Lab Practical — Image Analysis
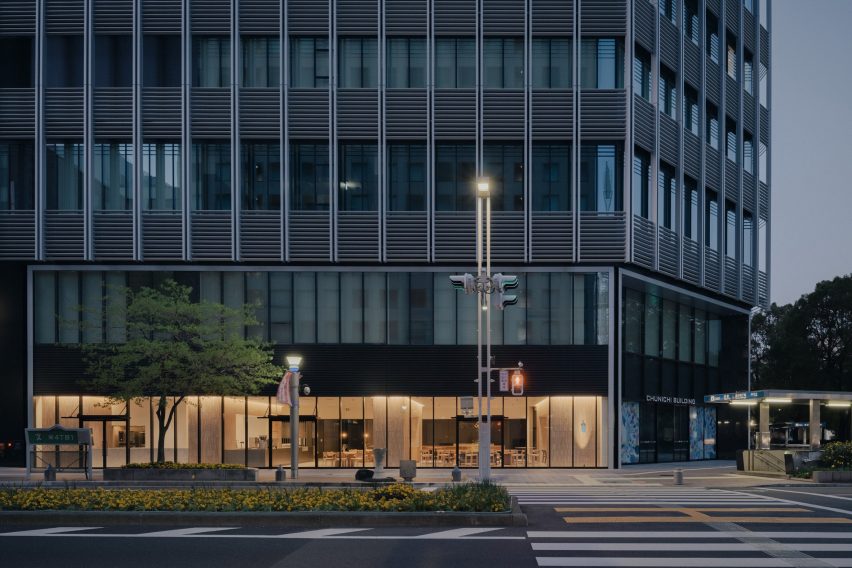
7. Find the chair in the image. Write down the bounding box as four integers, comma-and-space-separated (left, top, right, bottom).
322, 451, 339, 467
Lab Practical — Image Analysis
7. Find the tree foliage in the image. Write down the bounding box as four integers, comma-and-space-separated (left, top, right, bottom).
752, 275, 852, 391
83, 279, 282, 462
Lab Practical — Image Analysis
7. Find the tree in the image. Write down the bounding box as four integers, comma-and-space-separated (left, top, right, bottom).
83, 279, 282, 463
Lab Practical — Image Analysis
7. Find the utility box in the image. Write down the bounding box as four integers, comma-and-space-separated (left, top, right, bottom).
399, 460, 416, 482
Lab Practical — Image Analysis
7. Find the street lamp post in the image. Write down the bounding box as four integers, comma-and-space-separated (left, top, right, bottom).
286, 355, 302, 480
476, 178, 492, 481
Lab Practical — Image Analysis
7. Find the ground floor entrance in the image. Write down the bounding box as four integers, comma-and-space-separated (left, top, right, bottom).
621, 402, 717, 464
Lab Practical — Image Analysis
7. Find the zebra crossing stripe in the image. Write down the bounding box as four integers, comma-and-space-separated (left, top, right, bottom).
527, 531, 852, 538
535, 558, 852, 567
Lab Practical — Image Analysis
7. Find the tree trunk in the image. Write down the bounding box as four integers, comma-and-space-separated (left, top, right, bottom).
156, 395, 168, 463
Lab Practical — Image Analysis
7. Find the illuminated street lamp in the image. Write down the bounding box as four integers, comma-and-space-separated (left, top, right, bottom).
286, 355, 302, 479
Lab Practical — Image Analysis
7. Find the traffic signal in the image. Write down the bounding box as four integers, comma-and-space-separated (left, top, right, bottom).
449, 273, 477, 294
492, 273, 519, 310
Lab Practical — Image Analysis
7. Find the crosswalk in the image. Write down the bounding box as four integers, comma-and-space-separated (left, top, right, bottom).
507, 486, 781, 506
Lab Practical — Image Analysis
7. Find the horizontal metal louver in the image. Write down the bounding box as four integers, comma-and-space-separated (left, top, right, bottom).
743, 92, 755, 129
191, 211, 232, 259
682, 238, 700, 284
758, 270, 768, 308
483, 91, 524, 139
0, 90, 35, 137
530, 0, 572, 35
489, 212, 524, 261
579, 0, 626, 34
759, 106, 769, 145
287, 0, 328, 33
337, 212, 379, 261
632, 0, 655, 52
433, 90, 475, 139
683, 132, 700, 179
742, 172, 755, 212
531, 90, 572, 140
704, 247, 720, 291
632, 215, 654, 268
94, 0, 132, 33
434, 0, 475, 34
578, 211, 625, 262
93, 212, 133, 259
742, 264, 755, 303
142, 211, 183, 259
759, 182, 768, 214
659, 19, 680, 69
191, 0, 230, 33
0, 1, 36, 34
705, 147, 720, 190
725, 0, 739, 29
142, 0, 182, 32
142, 88, 182, 137
0, 211, 36, 259
632, 95, 654, 153
45, 0, 83, 33
483, 0, 524, 34
683, 42, 701, 88
337, 0, 377, 34
434, 212, 475, 262
44, 211, 84, 259
706, 0, 721, 17
743, 10, 755, 51
657, 225, 678, 277
289, 211, 330, 261
288, 90, 329, 138
337, 90, 378, 138
659, 114, 679, 165
580, 90, 625, 139
191, 89, 231, 137
385, 211, 428, 262
385, 90, 427, 139
385, 0, 426, 34
705, 59, 720, 105
239, 89, 280, 138
240, 210, 281, 260
723, 255, 737, 297
45, 88, 83, 136
759, 27, 769, 66
725, 76, 739, 117
94, 88, 133, 136
530, 213, 572, 262
724, 159, 737, 194
239, 0, 279, 33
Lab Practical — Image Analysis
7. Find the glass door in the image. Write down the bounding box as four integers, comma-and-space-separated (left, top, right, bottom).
269, 416, 317, 468
656, 405, 675, 462
82, 417, 128, 468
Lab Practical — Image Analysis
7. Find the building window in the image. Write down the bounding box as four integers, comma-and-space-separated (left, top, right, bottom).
743, 210, 754, 267
625, 289, 642, 354
678, 305, 692, 363
532, 37, 571, 88
339, 143, 378, 211
662, 300, 676, 359
339, 37, 378, 88
644, 293, 660, 357
743, 132, 754, 174
580, 38, 623, 89
142, 142, 181, 210
241, 142, 280, 210
45, 35, 84, 88
744, 50, 754, 95
483, 143, 524, 211
435, 38, 475, 88
435, 143, 475, 211
46, 142, 84, 210
706, 101, 719, 149
683, 0, 699, 46
290, 143, 329, 210
726, 118, 737, 162
580, 143, 622, 212
684, 176, 699, 242
290, 37, 329, 88
706, 189, 719, 251
484, 37, 524, 89
633, 45, 651, 101
745, 0, 754, 13
660, 0, 676, 24
388, 143, 426, 211
725, 200, 737, 259
242, 36, 280, 88
191, 142, 231, 210
0, 37, 34, 88
706, 11, 720, 64
531, 143, 571, 211
683, 85, 699, 135
143, 35, 181, 87
658, 65, 677, 120
193, 36, 231, 87
94, 35, 132, 88
0, 142, 35, 210
726, 33, 737, 80
387, 37, 426, 88
632, 147, 650, 219
93, 142, 133, 210
657, 161, 676, 230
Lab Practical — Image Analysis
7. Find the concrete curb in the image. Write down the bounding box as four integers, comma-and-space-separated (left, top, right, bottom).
0, 497, 526, 527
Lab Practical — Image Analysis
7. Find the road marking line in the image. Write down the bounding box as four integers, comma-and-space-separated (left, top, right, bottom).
533, 542, 852, 552
411, 528, 506, 539
137, 528, 239, 537
275, 528, 372, 539
553, 507, 807, 513
0, 527, 101, 537
535, 558, 852, 567
759, 488, 852, 503
527, 530, 852, 539
727, 489, 852, 516
562, 515, 852, 524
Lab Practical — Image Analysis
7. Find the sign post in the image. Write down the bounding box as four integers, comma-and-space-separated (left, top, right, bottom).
25, 425, 93, 480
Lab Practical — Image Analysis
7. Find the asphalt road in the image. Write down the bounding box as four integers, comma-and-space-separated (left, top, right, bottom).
2, 485, 852, 568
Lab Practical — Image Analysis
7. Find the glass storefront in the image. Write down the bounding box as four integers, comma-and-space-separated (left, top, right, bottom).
34, 395, 608, 468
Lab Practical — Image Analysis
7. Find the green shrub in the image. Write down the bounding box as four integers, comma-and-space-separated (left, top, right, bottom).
122, 462, 246, 470
821, 441, 852, 470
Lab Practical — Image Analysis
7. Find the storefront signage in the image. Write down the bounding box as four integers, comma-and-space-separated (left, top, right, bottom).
645, 395, 696, 405
499, 370, 509, 392
704, 390, 765, 403
26, 426, 91, 445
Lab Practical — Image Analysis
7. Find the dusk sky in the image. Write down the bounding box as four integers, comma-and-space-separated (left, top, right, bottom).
771, 1, 852, 305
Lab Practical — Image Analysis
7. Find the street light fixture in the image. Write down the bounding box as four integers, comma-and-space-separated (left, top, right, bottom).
477, 178, 490, 195
286, 354, 302, 480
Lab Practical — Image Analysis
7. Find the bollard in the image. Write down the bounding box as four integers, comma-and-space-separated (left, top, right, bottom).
451, 465, 462, 483
275, 465, 287, 481
673, 468, 683, 485
44, 464, 56, 481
